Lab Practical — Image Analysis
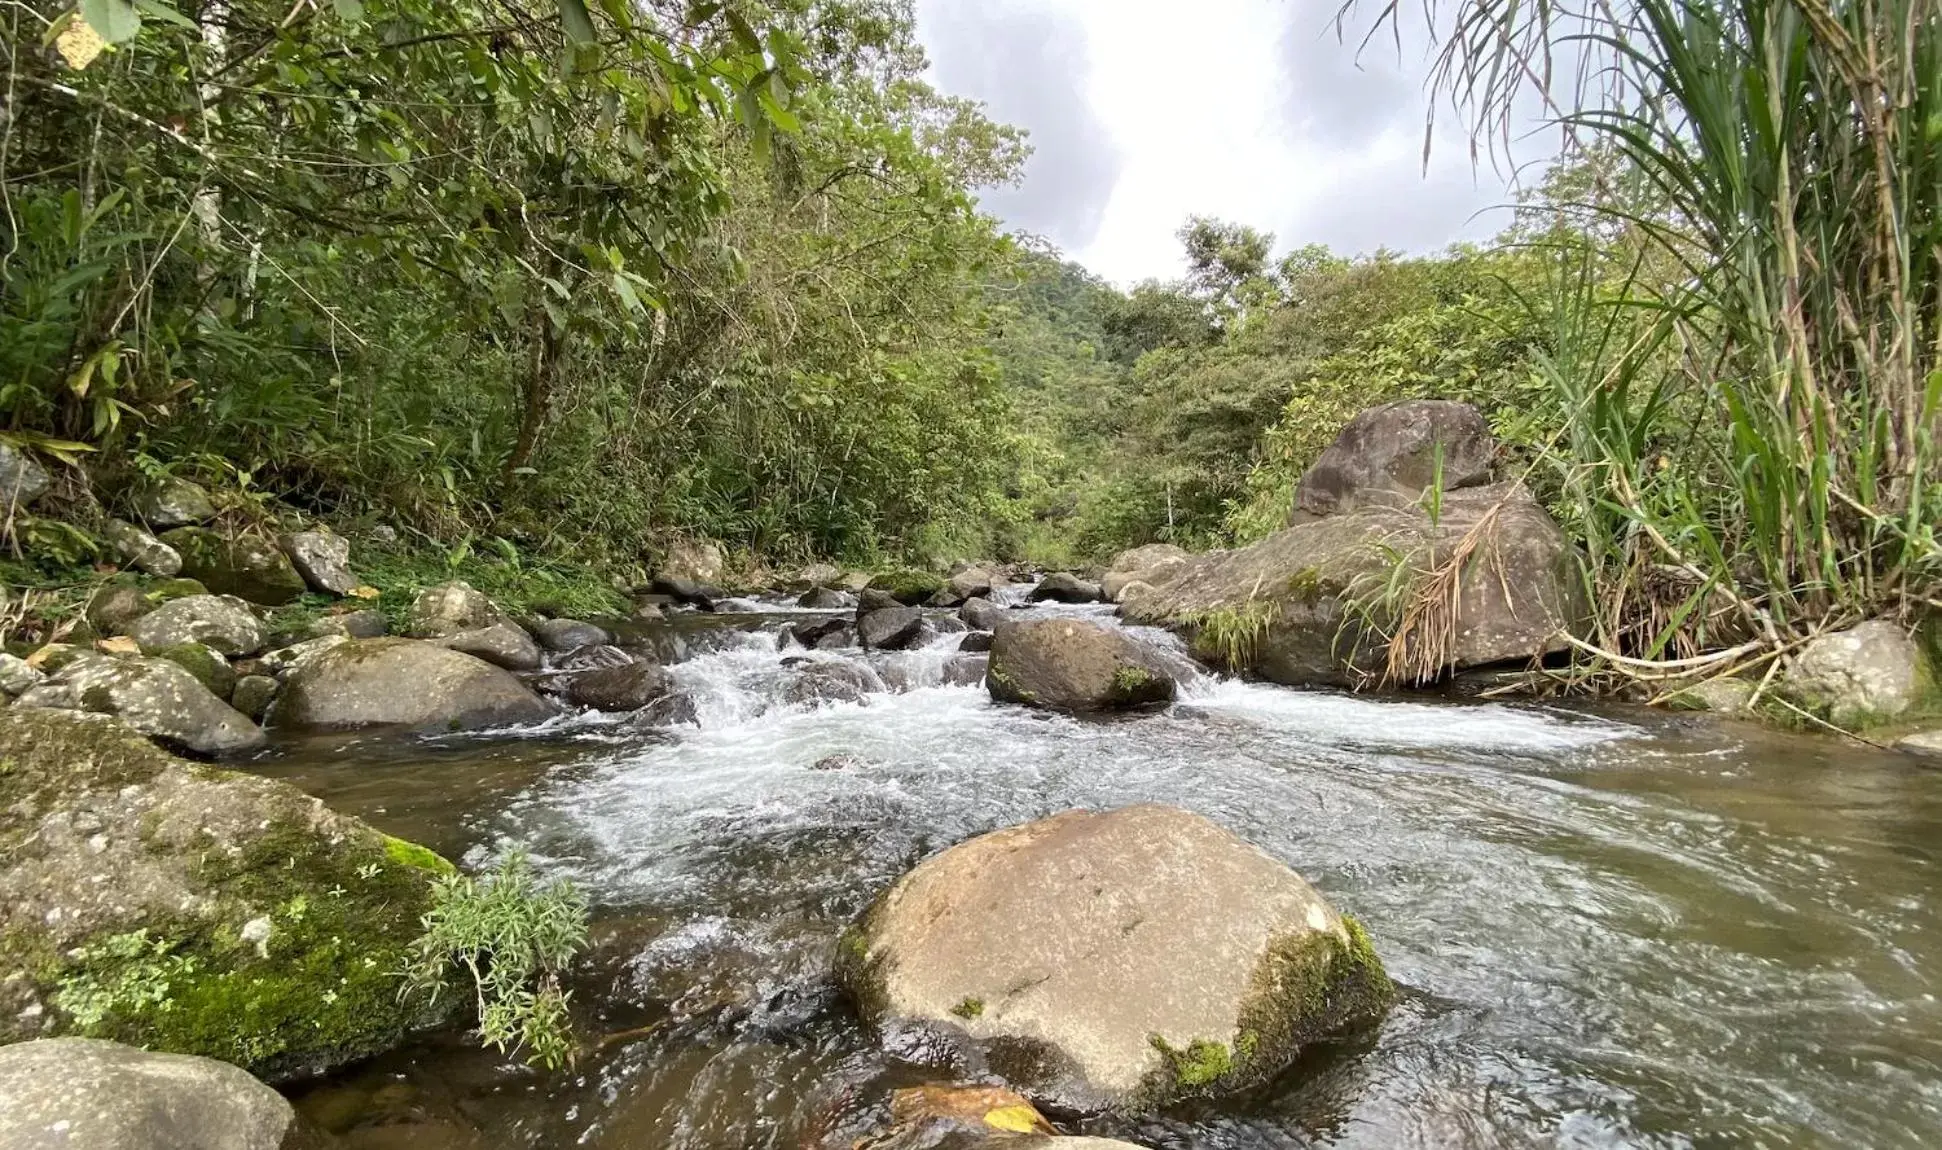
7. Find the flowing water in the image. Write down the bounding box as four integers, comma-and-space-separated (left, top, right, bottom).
256, 597, 1942, 1150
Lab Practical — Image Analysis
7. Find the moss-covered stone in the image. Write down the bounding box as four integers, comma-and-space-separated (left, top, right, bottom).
154, 643, 237, 701
0, 708, 453, 1081
159, 528, 306, 606
868, 569, 948, 606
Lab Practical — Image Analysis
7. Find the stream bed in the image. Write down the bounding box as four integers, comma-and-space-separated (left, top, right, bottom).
254, 600, 1942, 1149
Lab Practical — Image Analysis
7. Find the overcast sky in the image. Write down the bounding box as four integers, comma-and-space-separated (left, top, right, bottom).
915, 0, 1550, 286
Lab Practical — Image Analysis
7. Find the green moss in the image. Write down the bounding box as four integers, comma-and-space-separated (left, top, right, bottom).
1149, 1036, 1235, 1088
154, 643, 236, 700
950, 996, 985, 1019
1285, 566, 1324, 606
383, 834, 457, 877
868, 569, 947, 605
145, 578, 209, 604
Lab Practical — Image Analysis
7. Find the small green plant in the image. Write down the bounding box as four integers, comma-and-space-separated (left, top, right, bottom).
950, 996, 985, 1019
1185, 600, 1282, 669
1148, 1035, 1236, 1088
55, 929, 200, 1031
404, 851, 589, 1070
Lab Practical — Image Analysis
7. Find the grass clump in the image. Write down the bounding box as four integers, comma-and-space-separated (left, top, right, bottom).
950, 996, 986, 1019
404, 851, 589, 1071
1185, 600, 1282, 670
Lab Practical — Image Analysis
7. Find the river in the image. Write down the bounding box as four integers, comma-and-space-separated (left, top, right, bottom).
253, 594, 1942, 1149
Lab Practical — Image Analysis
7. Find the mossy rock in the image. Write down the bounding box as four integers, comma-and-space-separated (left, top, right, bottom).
867, 569, 948, 606
153, 643, 238, 702
0, 708, 452, 1081
159, 529, 306, 607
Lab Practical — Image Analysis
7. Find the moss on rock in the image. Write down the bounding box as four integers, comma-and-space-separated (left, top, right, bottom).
868, 569, 947, 606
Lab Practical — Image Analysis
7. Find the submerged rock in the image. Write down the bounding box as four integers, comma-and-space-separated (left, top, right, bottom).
128, 594, 264, 657
958, 631, 993, 654
1782, 620, 1936, 729
0, 1038, 297, 1150
987, 619, 1176, 713
280, 529, 359, 596
837, 805, 1391, 1112
784, 660, 883, 708
1291, 398, 1496, 520
22, 653, 263, 757
1029, 572, 1106, 604
0, 709, 451, 1080
102, 518, 183, 577
271, 638, 556, 732
161, 528, 307, 606
943, 654, 987, 687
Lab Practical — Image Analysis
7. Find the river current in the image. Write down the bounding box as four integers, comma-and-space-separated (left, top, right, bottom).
255, 595, 1942, 1149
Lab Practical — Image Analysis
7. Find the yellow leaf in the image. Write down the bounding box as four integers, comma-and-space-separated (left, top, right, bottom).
57, 19, 107, 70
981, 1105, 1050, 1134
96, 636, 141, 656
348, 585, 382, 600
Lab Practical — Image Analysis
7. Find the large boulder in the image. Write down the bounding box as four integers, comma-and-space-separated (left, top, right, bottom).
959, 597, 1007, 631
131, 477, 216, 528
660, 538, 726, 585
1292, 399, 1496, 520
0, 1038, 297, 1150
0, 710, 451, 1080
127, 594, 264, 657
564, 662, 673, 712
102, 519, 182, 577
407, 581, 501, 638
533, 617, 610, 653
858, 605, 927, 651
0, 443, 51, 508
1782, 620, 1937, 728
837, 805, 1392, 1112
160, 529, 307, 606
270, 638, 556, 732
1102, 545, 1190, 604
1124, 483, 1582, 687
22, 653, 263, 757
987, 619, 1176, 713
279, 530, 359, 596
433, 620, 541, 672
797, 586, 854, 610
1029, 572, 1106, 604
869, 569, 948, 606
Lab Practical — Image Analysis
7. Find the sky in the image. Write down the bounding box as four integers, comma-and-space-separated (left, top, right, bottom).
914, 0, 1552, 286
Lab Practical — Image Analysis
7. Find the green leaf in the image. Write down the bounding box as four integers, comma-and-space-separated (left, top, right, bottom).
330, 0, 365, 23
131, 0, 198, 31
724, 9, 763, 55
559, 0, 597, 45
79, 0, 142, 43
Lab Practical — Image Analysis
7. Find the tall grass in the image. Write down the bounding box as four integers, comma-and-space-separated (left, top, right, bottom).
1356, 0, 1942, 663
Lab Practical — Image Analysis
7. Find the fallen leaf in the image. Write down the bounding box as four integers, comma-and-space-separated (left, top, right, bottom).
348, 585, 382, 600
96, 636, 142, 655
982, 1105, 1052, 1134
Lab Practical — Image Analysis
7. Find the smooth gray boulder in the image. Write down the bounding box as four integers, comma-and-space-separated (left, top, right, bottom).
1029, 572, 1106, 604
987, 619, 1176, 713
0, 444, 50, 508
101, 519, 182, 577
0, 1039, 296, 1150
533, 617, 610, 653
434, 619, 542, 672
1782, 620, 1936, 728
837, 805, 1391, 1112
128, 595, 264, 657
22, 654, 263, 756
271, 638, 555, 732
958, 597, 1007, 631
407, 581, 501, 638
1292, 398, 1496, 520
280, 530, 359, 595
0, 710, 450, 1080
131, 476, 216, 528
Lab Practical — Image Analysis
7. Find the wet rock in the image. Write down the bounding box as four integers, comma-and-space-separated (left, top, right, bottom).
711, 597, 765, 614
553, 643, 636, 672
0, 1038, 297, 1150
152, 642, 238, 701
257, 634, 348, 679
933, 615, 970, 634
797, 586, 854, 610
858, 588, 903, 614
958, 631, 993, 654
1124, 482, 1583, 688
533, 617, 610, 653
837, 805, 1392, 1112
630, 691, 699, 728
1029, 572, 1106, 604
128, 594, 264, 657
943, 655, 987, 687
0, 654, 43, 697
660, 538, 726, 584
132, 476, 217, 528
1782, 620, 1936, 729
271, 638, 556, 732
1102, 544, 1189, 603
959, 597, 1007, 631
1292, 398, 1496, 520
231, 674, 279, 723
308, 608, 388, 641
102, 518, 182, 577
1672, 677, 1757, 715
0, 443, 51, 508
787, 617, 851, 648
565, 662, 673, 712
280, 529, 359, 596
631, 598, 666, 621
434, 620, 541, 672
855, 1083, 1084, 1148
870, 569, 948, 606
86, 584, 158, 637
987, 619, 1176, 713
858, 606, 926, 651
783, 660, 883, 707
0, 710, 451, 1079
161, 528, 307, 606
407, 581, 501, 638
24, 653, 263, 756
812, 753, 868, 771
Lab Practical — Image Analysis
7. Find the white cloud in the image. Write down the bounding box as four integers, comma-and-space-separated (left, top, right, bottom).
915, 0, 1551, 285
